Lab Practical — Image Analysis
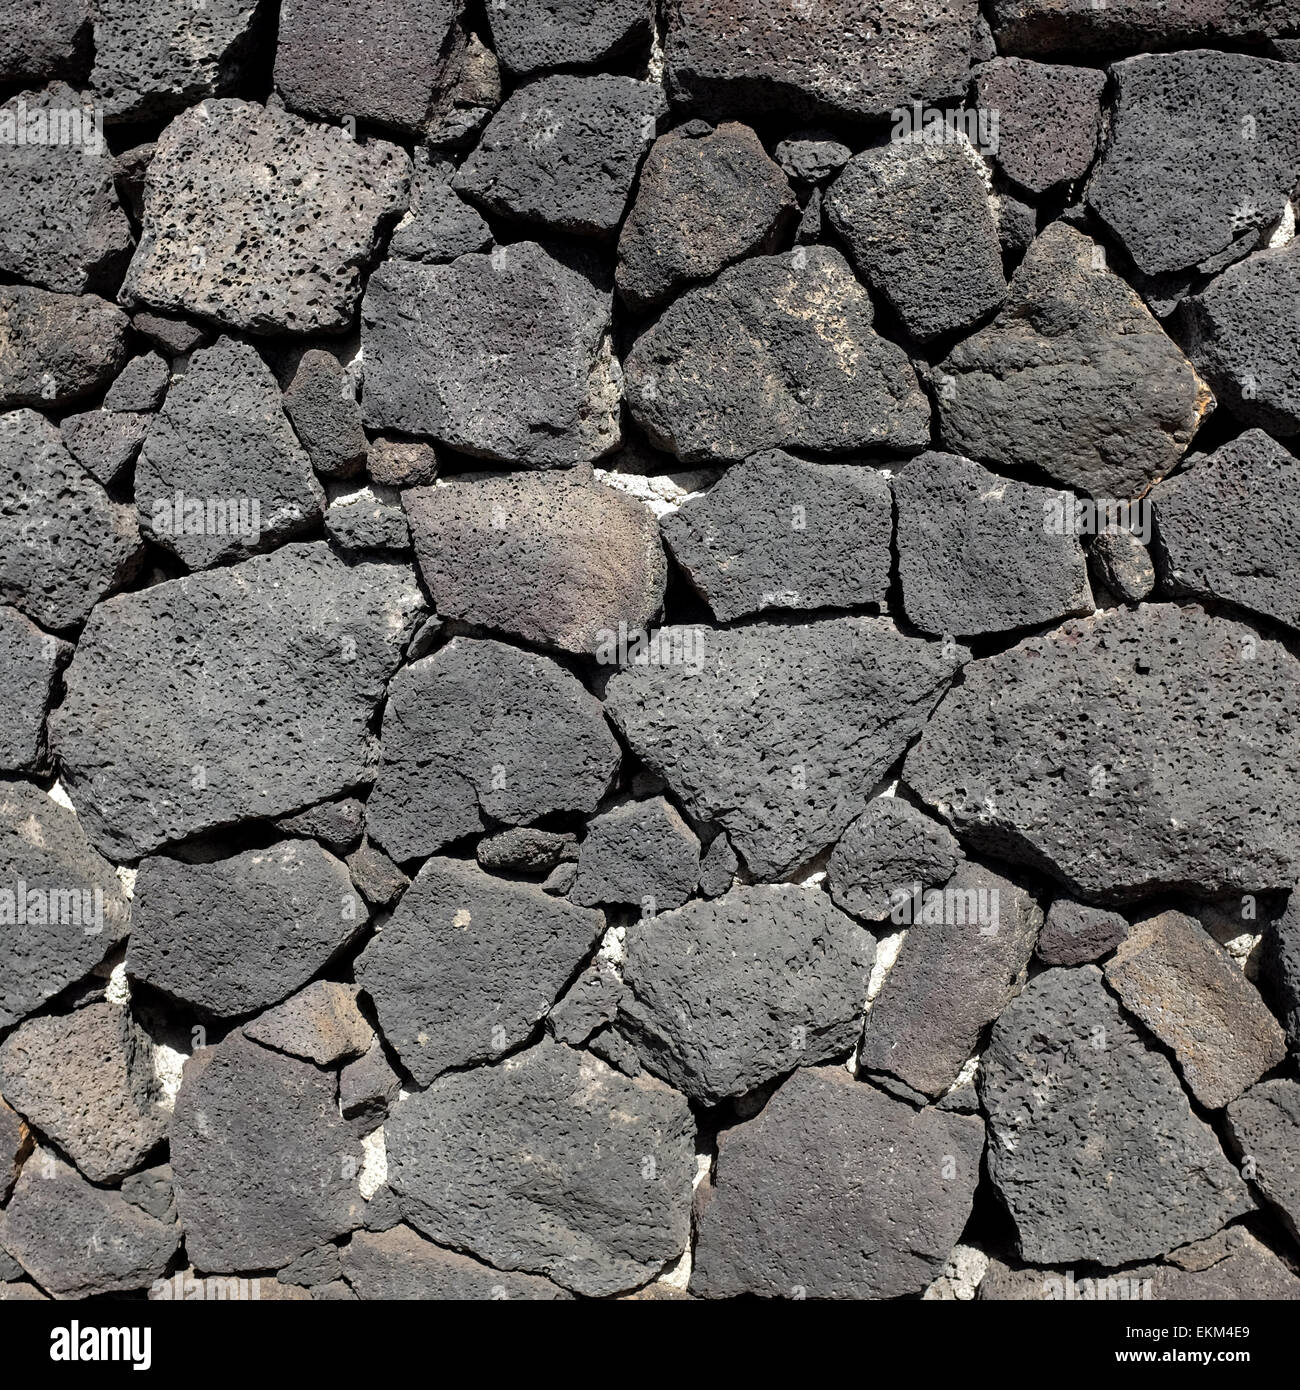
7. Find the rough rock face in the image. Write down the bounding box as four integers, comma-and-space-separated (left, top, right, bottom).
693, 1069, 984, 1299
281, 349, 368, 479
1037, 899, 1129, 966
626, 249, 930, 462
0, 0, 88, 83
385, 1041, 695, 1297
0, 1099, 30, 1202
389, 152, 492, 264
361, 244, 621, 465
0, 606, 69, 774
827, 797, 962, 922
907, 604, 1300, 903
1089, 528, 1156, 604
122, 100, 410, 334
825, 142, 1005, 343
936, 223, 1212, 498
367, 637, 619, 862
487, 0, 651, 75
980, 966, 1252, 1265
60, 410, 150, 488
974, 59, 1106, 193
342, 1226, 570, 1300
243, 982, 374, 1066
1226, 1080, 1300, 1242
53, 544, 424, 860
572, 798, 700, 911
356, 857, 604, 1085
990, 0, 1298, 57
661, 451, 893, 621
616, 121, 796, 313
1261, 897, 1300, 1053
0, 286, 129, 411
607, 618, 965, 879
476, 827, 575, 877
405, 469, 665, 654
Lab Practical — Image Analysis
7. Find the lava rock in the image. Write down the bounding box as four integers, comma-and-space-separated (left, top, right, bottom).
0, 0, 88, 82
487, 0, 652, 76
282, 348, 368, 479
990, 0, 1296, 57
389, 151, 492, 263
53, 544, 423, 859
326, 487, 409, 556
279, 1243, 341, 1289
339, 1040, 400, 1123
367, 437, 439, 489
59, 410, 149, 487
342, 1225, 570, 1300
103, 353, 168, 413
361, 243, 621, 465
573, 798, 700, 911
616, 121, 795, 313
1260, 896, 1300, 1052
346, 839, 410, 910
367, 636, 619, 863
272, 797, 364, 855
661, 451, 892, 621
1037, 898, 1129, 965
122, 99, 409, 335
387, 1040, 694, 1296
697, 832, 737, 899
120, 1165, 176, 1225
131, 309, 211, 357
547, 963, 625, 1046
774, 131, 851, 185
825, 142, 1005, 343
1089, 528, 1156, 603
476, 828, 576, 877
693, 1068, 984, 1299
0, 285, 129, 411
906, 603, 1300, 902
980, 965, 1252, 1265
625, 248, 930, 463
0, 606, 68, 774
827, 798, 963, 923
1225, 1080, 1300, 1242
935, 222, 1212, 498
0, 1099, 27, 1201
245, 982, 375, 1066
974, 59, 1106, 193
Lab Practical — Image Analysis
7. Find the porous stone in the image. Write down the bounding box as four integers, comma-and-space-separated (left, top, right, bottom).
386, 1040, 694, 1297
342, 1225, 570, 1300
59, 410, 149, 488
131, 309, 211, 357
0, 1100, 31, 1202
1106, 910, 1287, 1110
112, 140, 153, 228
389, 152, 492, 264
625, 248, 931, 463
895, 450, 1093, 636
171, 1032, 364, 1272
326, 487, 409, 556
616, 121, 795, 313
245, 982, 375, 1066
404, 468, 665, 654
346, 840, 410, 909
0, 0, 88, 82
0, 285, 129, 411
935, 222, 1212, 498
53, 543, 424, 859
120, 1165, 176, 1225
279, 1243, 341, 1289
774, 131, 851, 185
103, 353, 168, 413
547, 963, 624, 1045
122, 99, 410, 335
693, 1068, 984, 1299
980, 966, 1252, 1265
1037, 899, 1129, 965
573, 798, 700, 912
339, 1040, 400, 1123
1260, 896, 1300, 1052
282, 348, 368, 479
367, 636, 620, 863
975, 59, 1106, 193
827, 797, 962, 923
367, 437, 439, 489
606, 618, 965, 880
476, 828, 576, 877
487, 0, 652, 76
273, 797, 364, 855
1226, 1080, 1300, 1242
129, 842, 365, 1018
0, 607, 68, 774
661, 451, 892, 621
361, 244, 621, 465
990, 0, 1298, 57
825, 142, 1005, 343
697, 833, 737, 899
906, 603, 1300, 902
1089, 528, 1155, 603
994, 190, 1038, 258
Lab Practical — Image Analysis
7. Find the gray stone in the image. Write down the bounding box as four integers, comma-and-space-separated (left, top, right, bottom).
546, 963, 624, 1046
1037, 898, 1129, 965
826, 142, 1005, 343
367, 437, 439, 489
103, 353, 168, 413
975, 59, 1106, 193
53, 544, 424, 859
625, 248, 930, 463
1090, 528, 1155, 603
662, 451, 892, 621
122, 99, 409, 335
120, 1165, 176, 1225
282, 348, 368, 479
171, 1032, 364, 1272
361, 243, 621, 466
619, 885, 871, 1104
279, 1242, 341, 1289
60, 409, 149, 487
339, 1040, 400, 1123
346, 839, 410, 909
542, 862, 578, 897
994, 190, 1038, 258
386, 1039, 694, 1297
367, 636, 619, 863
936, 222, 1213, 498
0, 0, 88, 82
827, 797, 962, 923
774, 131, 851, 185
573, 798, 700, 911
112, 140, 153, 228
606, 618, 965, 880
794, 188, 822, 244
129, 841, 365, 1018
693, 1068, 984, 1299
0, 1003, 165, 1184
389, 152, 492, 264
990, 0, 1299, 57
131, 309, 211, 358
1106, 910, 1287, 1110
245, 981, 374, 1066
979, 965, 1253, 1265
1226, 1080, 1300, 1242
1261, 895, 1300, 1053
697, 832, 736, 899
0, 606, 68, 774
454, 75, 665, 238
343, 1225, 570, 1300
356, 857, 603, 1085
616, 121, 795, 313
487, 0, 652, 76
326, 487, 409, 556
0, 285, 129, 411
405, 468, 665, 654
906, 603, 1300, 902
0, 1099, 31, 1202
477, 828, 576, 877
273, 797, 364, 855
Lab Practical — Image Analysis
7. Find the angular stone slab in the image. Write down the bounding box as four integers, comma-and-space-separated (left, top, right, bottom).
1037, 898, 1129, 966
0, 286, 129, 412
60, 410, 149, 488
1226, 1080, 1300, 1243
0, 0, 88, 83
827, 797, 962, 923
487, 0, 651, 76
572, 797, 700, 912
244, 981, 374, 1066
0, 606, 68, 774
343, 1225, 571, 1300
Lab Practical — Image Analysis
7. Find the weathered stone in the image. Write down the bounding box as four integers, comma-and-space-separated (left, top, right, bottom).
774, 131, 851, 185
606, 618, 965, 880
112, 140, 153, 228
542, 862, 578, 897
826, 142, 1005, 343
1226, 1080, 1300, 1242
171, 1032, 364, 1272
454, 75, 665, 238
274, 0, 463, 133
1087, 52, 1300, 278
389, 152, 492, 264
245, 981, 374, 1066
122, 100, 409, 335
0, 607, 68, 774
0, 0, 88, 82
1037, 898, 1129, 965
367, 636, 619, 863
487, 0, 651, 76
573, 798, 700, 911
547, 963, 625, 1046
343, 1225, 571, 1300
936, 223, 1212, 498
0, 781, 129, 1029
907, 604, 1300, 902
326, 487, 409, 556
990, 0, 1299, 57
895, 450, 1093, 636
975, 59, 1105, 193
661, 451, 892, 622
356, 857, 603, 1085
0, 285, 129, 411
0, 1003, 165, 1184
405, 468, 665, 654
103, 352, 168, 413
131, 309, 211, 357
282, 348, 368, 479
361, 244, 621, 465
120, 1165, 175, 1225
53, 544, 424, 859
827, 797, 962, 923
616, 121, 795, 313
476, 828, 576, 877
994, 189, 1038, 259
664, 0, 978, 122
1106, 910, 1287, 1110
59, 409, 149, 488
1260, 895, 1300, 1053
697, 832, 737, 899
279, 1242, 341, 1289
1089, 528, 1155, 603
0, 1099, 31, 1201
980, 966, 1252, 1265
693, 1069, 984, 1299
386, 1040, 694, 1297
273, 797, 364, 855
346, 839, 410, 909
626, 248, 930, 463
129, 841, 364, 1018
367, 437, 439, 489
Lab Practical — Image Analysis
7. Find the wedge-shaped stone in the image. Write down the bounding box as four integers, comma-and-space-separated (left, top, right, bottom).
1226, 1080, 1300, 1243
342, 1226, 571, 1300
